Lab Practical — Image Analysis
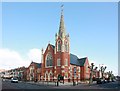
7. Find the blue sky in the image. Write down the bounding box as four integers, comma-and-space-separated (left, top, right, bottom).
2, 2, 118, 75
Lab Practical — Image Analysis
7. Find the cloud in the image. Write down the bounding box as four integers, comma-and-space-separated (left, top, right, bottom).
0, 48, 26, 70
27, 48, 41, 63
0, 48, 41, 70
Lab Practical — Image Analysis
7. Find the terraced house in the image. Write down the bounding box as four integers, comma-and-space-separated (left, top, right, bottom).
26, 62, 41, 81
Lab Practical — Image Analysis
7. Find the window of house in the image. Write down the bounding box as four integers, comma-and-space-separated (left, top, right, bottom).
30, 66, 34, 73
78, 67, 80, 72
78, 74, 80, 79
46, 52, 53, 67
57, 58, 61, 66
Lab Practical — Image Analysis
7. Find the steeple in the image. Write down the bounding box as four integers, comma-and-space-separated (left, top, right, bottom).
58, 5, 66, 38
55, 5, 70, 53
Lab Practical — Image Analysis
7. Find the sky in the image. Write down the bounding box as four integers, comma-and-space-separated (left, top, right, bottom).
0, 2, 118, 76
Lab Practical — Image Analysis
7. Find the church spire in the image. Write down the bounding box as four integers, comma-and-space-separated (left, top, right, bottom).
58, 5, 66, 38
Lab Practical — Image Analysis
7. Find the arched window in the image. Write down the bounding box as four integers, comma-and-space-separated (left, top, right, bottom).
57, 41, 61, 51
57, 58, 61, 66
46, 52, 53, 67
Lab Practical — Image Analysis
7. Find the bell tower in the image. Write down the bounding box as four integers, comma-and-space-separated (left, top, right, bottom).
55, 5, 70, 80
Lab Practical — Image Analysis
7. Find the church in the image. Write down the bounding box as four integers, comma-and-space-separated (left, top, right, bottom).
40, 6, 90, 82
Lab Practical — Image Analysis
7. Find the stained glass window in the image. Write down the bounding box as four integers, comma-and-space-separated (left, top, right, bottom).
46, 53, 53, 67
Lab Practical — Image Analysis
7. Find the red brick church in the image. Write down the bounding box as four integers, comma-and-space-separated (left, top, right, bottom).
40, 6, 90, 82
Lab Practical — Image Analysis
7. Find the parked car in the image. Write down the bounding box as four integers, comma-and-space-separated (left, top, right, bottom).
11, 77, 18, 83
112, 79, 116, 82
96, 78, 104, 84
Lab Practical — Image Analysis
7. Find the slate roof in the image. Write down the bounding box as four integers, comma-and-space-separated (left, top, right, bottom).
70, 54, 79, 66
78, 57, 87, 66
70, 53, 87, 66
31, 62, 42, 68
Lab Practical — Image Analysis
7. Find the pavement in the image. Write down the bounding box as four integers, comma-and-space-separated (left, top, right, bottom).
25, 80, 97, 87
26, 81, 74, 86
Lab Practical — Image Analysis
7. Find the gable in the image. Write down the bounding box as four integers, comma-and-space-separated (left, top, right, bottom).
84, 58, 89, 66
28, 61, 41, 69
44, 44, 55, 56
50, 44, 55, 49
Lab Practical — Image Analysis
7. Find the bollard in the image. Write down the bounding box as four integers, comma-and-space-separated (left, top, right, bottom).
73, 81, 75, 86
55, 82, 56, 86
57, 81, 59, 86
63, 79, 64, 84
77, 82, 78, 85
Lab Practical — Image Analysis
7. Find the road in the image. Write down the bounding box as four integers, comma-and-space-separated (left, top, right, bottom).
2, 80, 53, 89
52, 81, 119, 89
2, 79, 120, 90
